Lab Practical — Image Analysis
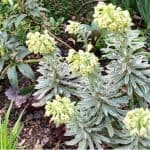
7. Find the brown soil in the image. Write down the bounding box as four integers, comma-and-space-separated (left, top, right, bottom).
0, 78, 76, 149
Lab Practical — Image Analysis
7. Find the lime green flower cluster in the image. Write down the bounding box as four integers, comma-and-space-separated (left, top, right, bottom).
66, 21, 81, 35
93, 2, 132, 33
26, 30, 57, 54
67, 49, 99, 76
124, 108, 150, 138
45, 95, 76, 125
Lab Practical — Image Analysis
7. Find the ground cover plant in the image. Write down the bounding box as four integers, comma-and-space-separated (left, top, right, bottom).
0, 0, 150, 149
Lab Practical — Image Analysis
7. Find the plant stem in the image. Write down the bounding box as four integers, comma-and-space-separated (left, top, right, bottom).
48, 31, 74, 49
23, 59, 42, 63
1, 64, 11, 78
129, 93, 135, 109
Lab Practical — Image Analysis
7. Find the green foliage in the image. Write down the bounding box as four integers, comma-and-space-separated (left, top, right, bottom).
48, 17, 64, 35
136, 0, 150, 30
0, 0, 49, 88
110, 0, 138, 14
102, 30, 150, 105
0, 1, 150, 149
2, 0, 47, 39
112, 128, 150, 149
65, 114, 110, 149
0, 32, 34, 88
78, 77, 129, 137
110, 0, 150, 30
29, 2, 150, 149
40, 0, 84, 19
0, 101, 23, 149
33, 54, 83, 107
62, 2, 150, 149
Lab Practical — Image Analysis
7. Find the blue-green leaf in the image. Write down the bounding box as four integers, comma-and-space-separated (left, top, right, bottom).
7, 65, 18, 88
16, 46, 30, 59
17, 63, 35, 80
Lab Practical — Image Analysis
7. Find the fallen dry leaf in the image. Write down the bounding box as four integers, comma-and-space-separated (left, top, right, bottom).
33, 139, 43, 150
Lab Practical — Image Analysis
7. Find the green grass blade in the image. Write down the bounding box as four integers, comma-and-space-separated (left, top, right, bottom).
0, 101, 24, 149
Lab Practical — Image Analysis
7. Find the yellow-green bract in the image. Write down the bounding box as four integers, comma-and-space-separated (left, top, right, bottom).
124, 108, 150, 138
93, 2, 132, 33
26, 30, 57, 54
45, 95, 76, 125
67, 49, 99, 76
65, 21, 81, 35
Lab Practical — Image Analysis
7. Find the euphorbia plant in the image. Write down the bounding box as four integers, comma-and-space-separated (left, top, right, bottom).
24, 2, 150, 149
102, 30, 150, 105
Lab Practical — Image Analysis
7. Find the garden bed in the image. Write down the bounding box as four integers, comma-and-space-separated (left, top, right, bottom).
0, 0, 150, 149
